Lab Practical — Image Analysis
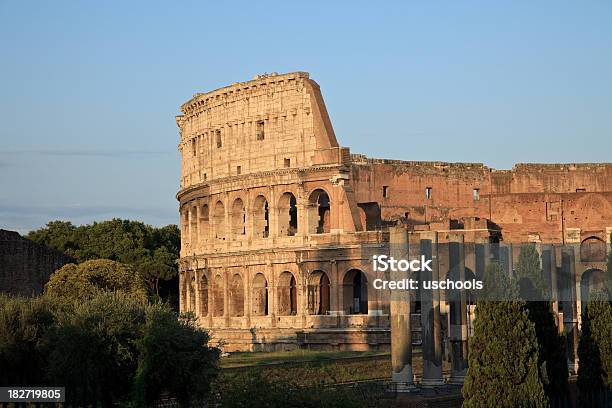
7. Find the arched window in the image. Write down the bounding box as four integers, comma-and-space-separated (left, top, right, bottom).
307, 270, 330, 315
213, 201, 226, 240
278, 272, 297, 315
199, 204, 210, 243
199, 274, 209, 317
343, 269, 368, 314
252, 273, 268, 316
252, 195, 270, 238
580, 237, 606, 262
308, 189, 330, 234
213, 274, 224, 317
231, 198, 246, 237
229, 274, 244, 317
278, 192, 298, 236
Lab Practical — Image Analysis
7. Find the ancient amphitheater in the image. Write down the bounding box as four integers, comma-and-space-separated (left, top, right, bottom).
175, 71, 612, 370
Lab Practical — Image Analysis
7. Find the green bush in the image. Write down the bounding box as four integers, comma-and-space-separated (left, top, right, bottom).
463, 262, 548, 408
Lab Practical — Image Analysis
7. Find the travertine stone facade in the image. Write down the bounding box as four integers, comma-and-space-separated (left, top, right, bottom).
176, 72, 612, 352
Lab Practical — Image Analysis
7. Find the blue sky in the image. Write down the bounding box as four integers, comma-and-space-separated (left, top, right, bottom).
1, 1, 611, 233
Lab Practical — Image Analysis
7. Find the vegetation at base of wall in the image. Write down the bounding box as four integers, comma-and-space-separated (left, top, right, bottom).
578, 290, 612, 399
27, 219, 180, 306
462, 262, 548, 408
0, 293, 220, 407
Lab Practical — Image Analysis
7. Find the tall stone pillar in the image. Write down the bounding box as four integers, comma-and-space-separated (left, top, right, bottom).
448, 235, 468, 385
419, 233, 444, 387
389, 227, 415, 391
561, 247, 579, 373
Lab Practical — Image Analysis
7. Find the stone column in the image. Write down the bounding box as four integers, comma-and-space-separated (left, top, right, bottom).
419, 233, 444, 387
389, 227, 415, 391
448, 235, 468, 385
561, 247, 579, 373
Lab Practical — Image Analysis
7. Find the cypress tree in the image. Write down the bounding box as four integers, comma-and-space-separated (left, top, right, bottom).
516, 245, 569, 400
578, 291, 612, 398
463, 262, 548, 408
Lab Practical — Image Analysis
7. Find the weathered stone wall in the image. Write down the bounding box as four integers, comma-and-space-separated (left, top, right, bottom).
0, 230, 72, 296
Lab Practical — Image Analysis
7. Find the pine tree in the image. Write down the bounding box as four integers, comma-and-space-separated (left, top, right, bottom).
463, 262, 548, 408
578, 291, 612, 397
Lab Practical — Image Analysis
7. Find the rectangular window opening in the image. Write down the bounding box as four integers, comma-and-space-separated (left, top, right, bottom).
382, 186, 389, 198
576, 188, 586, 192
425, 187, 432, 200
256, 120, 265, 141
236, 166, 241, 175
473, 188, 480, 201
284, 158, 291, 168
215, 130, 222, 148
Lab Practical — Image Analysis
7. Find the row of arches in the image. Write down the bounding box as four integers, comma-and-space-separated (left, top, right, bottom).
182, 268, 369, 318
183, 189, 331, 244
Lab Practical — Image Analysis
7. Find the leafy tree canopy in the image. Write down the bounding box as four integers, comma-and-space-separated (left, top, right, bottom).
45, 259, 148, 302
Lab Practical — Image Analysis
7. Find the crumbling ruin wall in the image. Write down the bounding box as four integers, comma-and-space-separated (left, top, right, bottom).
0, 230, 72, 296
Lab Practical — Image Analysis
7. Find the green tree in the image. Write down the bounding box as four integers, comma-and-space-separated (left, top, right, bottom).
463, 262, 548, 408
133, 310, 220, 407
45, 259, 148, 302
0, 295, 55, 386
515, 245, 568, 400
28, 219, 180, 304
578, 291, 612, 398
44, 292, 147, 407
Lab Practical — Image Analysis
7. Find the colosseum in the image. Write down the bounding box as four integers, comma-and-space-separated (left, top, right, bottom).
175, 71, 612, 368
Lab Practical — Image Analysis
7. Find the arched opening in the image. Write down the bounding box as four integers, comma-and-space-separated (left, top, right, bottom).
189, 276, 196, 312
343, 269, 368, 314
199, 274, 209, 317
580, 237, 606, 262
278, 272, 297, 315
252, 195, 270, 238
278, 192, 298, 236
231, 198, 246, 237
199, 204, 210, 243
580, 268, 605, 307
213, 274, 224, 317
252, 273, 268, 316
213, 201, 226, 240
307, 270, 331, 315
358, 202, 382, 231
229, 274, 244, 317
308, 189, 331, 234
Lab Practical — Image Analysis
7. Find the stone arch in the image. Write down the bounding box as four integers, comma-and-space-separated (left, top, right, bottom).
278, 192, 298, 236
580, 236, 606, 262
252, 195, 270, 238
252, 273, 268, 316
229, 273, 244, 317
199, 274, 209, 317
343, 269, 368, 314
580, 268, 605, 305
278, 271, 297, 315
308, 188, 331, 234
199, 204, 210, 243
213, 274, 224, 316
307, 270, 331, 315
213, 201, 226, 240
231, 198, 246, 237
